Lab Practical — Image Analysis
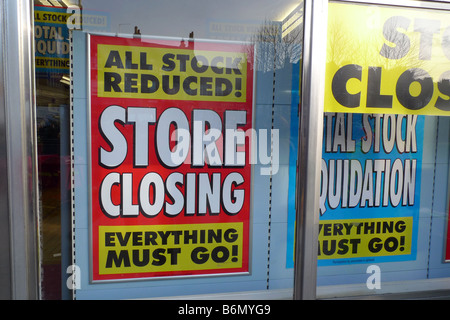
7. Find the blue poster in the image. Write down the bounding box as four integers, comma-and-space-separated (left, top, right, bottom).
287, 113, 424, 267
34, 5, 71, 74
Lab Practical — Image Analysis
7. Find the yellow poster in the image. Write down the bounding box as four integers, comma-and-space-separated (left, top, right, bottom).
96, 44, 248, 102
325, 2, 450, 116
98, 223, 243, 275
318, 217, 413, 260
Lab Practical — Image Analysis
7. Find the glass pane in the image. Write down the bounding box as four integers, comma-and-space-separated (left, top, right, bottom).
34, 1, 76, 300
318, 1, 450, 298
35, 0, 303, 299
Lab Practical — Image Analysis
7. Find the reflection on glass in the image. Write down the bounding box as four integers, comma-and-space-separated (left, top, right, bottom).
34, 0, 78, 299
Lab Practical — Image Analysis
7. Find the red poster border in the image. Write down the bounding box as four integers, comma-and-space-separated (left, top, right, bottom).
88, 34, 254, 282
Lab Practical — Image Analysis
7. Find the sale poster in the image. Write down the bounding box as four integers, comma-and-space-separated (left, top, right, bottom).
324, 3, 450, 117
319, 113, 424, 265
34, 5, 71, 74
89, 35, 254, 281
286, 2, 432, 268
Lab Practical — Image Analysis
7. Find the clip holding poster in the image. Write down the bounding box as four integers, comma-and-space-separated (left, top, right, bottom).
88, 34, 254, 282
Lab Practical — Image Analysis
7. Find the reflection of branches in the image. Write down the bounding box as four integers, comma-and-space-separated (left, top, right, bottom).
379, 16, 411, 61
247, 13, 303, 72
327, 14, 426, 73
327, 19, 357, 67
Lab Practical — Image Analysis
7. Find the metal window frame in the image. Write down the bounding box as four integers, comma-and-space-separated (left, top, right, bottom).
293, 0, 328, 300
1, 0, 39, 299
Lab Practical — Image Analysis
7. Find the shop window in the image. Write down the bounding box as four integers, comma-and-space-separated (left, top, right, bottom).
34, 0, 303, 299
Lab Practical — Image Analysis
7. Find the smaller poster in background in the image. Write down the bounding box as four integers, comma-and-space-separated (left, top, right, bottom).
34, 5, 110, 75
34, 5, 71, 74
